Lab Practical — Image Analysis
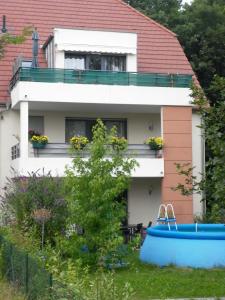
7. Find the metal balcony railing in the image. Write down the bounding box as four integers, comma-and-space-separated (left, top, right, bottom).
30, 143, 161, 158
10, 67, 193, 90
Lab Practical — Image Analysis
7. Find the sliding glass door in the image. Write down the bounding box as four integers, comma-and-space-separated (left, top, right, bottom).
65, 118, 127, 142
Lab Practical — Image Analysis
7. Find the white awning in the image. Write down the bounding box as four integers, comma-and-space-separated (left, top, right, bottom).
54, 28, 137, 54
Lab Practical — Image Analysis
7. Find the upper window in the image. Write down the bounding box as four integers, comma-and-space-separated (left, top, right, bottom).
65, 53, 126, 71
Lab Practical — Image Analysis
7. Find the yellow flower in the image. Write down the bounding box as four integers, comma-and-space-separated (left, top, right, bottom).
145, 136, 163, 150
70, 136, 89, 150
110, 136, 127, 151
31, 135, 49, 144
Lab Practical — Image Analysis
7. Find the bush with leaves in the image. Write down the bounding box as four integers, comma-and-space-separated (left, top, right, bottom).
0, 227, 134, 300
50, 259, 134, 300
1, 170, 68, 246
0, 26, 32, 59
64, 119, 137, 266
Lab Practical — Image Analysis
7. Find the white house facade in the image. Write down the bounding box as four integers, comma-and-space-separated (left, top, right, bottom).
0, 0, 204, 225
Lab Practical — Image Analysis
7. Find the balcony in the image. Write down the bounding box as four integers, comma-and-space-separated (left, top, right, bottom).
11, 143, 164, 178
10, 67, 192, 90
10, 68, 193, 110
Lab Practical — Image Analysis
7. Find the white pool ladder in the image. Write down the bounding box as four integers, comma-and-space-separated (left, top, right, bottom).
157, 204, 177, 231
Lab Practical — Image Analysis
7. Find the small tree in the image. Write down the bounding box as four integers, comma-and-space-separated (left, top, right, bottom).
64, 119, 137, 266
0, 26, 32, 59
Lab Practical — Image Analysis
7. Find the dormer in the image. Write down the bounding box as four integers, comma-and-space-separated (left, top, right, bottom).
43, 28, 137, 72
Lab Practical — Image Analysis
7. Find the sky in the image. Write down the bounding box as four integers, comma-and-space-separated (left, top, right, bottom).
182, 0, 193, 4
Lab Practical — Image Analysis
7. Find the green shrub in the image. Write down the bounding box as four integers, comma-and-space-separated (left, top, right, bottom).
48, 257, 134, 300
1, 171, 68, 246
64, 119, 137, 266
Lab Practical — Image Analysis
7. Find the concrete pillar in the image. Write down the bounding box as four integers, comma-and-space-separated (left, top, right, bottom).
20, 101, 29, 159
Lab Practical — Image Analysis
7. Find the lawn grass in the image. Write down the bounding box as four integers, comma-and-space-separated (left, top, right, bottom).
114, 252, 225, 299
0, 277, 25, 300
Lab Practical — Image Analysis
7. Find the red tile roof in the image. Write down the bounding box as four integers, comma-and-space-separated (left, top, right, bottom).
0, 0, 193, 103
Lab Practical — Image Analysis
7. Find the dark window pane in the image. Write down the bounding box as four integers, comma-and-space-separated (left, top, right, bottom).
102, 56, 112, 71
105, 120, 126, 137
65, 119, 86, 142
103, 56, 126, 71
86, 120, 96, 140
29, 116, 44, 135
88, 55, 101, 70
114, 56, 126, 71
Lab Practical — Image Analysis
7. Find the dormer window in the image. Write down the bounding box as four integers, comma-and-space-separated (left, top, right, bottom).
65, 53, 126, 71
43, 28, 136, 71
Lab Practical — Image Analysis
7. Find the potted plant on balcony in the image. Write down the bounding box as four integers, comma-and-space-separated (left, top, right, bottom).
30, 135, 49, 149
145, 136, 163, 158
110, 136, 128, 151
70, 136, 89, 150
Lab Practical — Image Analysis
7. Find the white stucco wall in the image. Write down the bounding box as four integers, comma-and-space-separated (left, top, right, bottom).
11, 157, 164, 178
128, 178, 161, 226
127, 114, 161, 144
0, 110, 20, 192
192, 112, 204, 216
11, 82, 193, 109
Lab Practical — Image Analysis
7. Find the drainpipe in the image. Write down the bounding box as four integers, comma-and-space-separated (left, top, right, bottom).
201, 116, 206, 215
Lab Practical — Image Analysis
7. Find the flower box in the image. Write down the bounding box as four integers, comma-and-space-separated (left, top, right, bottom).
70, 136, 89, 150
32, 142, 47, 149
110, 136, 127, 151
30, 135, 49, 149
145, 137, 164, 151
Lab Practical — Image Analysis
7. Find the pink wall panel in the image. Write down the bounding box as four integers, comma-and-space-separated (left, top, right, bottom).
162, 106, 193, 223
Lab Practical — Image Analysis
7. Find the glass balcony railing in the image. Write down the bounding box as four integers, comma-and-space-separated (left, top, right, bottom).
10, 67, 193, 90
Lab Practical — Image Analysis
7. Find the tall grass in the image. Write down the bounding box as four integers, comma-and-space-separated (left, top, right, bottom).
0, 278, 25, 300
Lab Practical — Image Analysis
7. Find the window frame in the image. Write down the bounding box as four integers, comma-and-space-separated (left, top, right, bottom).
65, 117, 127, 142
64, 52, 127, 71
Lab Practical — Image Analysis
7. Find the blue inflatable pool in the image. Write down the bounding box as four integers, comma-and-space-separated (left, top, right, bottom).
140, 224, 225, 268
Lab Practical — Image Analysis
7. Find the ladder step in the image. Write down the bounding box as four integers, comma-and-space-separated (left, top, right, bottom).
156, 204, 177, 231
